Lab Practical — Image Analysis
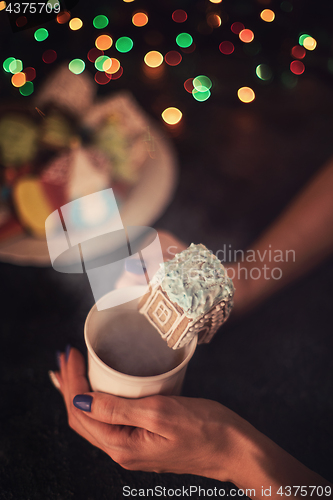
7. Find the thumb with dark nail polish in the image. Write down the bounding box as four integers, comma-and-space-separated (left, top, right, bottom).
73, 394, 93, 412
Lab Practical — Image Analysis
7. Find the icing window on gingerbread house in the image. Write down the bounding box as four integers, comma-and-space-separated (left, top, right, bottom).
153, 301, 172, 326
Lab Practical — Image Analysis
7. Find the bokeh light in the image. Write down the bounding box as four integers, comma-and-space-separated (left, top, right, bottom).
193, 75, 212, 91
105, 58, 121, 74
93, 15, 109, 29
144, 51, 163, 68
111, 66, 123, 80
299, 33, 310, 46
260, 9, 275, 22
176, 33, 193, 48
181, 43, 196, 54
9, 59, 23, 74
219, 41, 234, 55
87, 48, 104, 62
3, 57, 15, 73
161, 107, 182, 125
239, 29, 254, 43
123, 0, 134, 2
207, 14, 222, 28
69, 18, 83, 30
34, 28, 48, 41
280, 1, 293, 12
23, 67, 36, 81
56, 11, 71, 24
291, 45, 306, 59
231, 22, 244, 34
16, 16, 27, 27
94, 72, 111, 85
303, 36, 317, 50
42, 50, 57, 64
290, 60, 305, 75
68, 59, 85, 74
132, 12, 148, 27
164, 51, 182, 66
115, 37, 134, 53
184, 78, 194, 93
19, 81, 34, 96
237, 87, 255, 103
172, 10, 187, 23
256, 64, 272, 81
11, 72, 26, 88
243, 40, 261, 56
192, 88, 211, 102
281, 71, 297, 88
0, 1, 6, 10
95, 55, 110, 71
209, 0, 222, 3
95, 35, 113, 50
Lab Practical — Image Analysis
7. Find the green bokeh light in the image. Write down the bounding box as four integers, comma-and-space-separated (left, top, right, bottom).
95, 55, 110, 71
93, 15, 109, 29
19, 81, 34, 96
192, 88, 211, 102
281, 71, 297, 89
280, 1, 293, 12
115, 37, 133, 53
9, 59, 23, 74
176, 33, 193, 48
34, 28, 49, 42
243, 40, 262, 56
299, 33, 310, 46
193, 75, 212, 91
3, 57, 16, 72
68, 59, 85, 74
256, 64, 273, 81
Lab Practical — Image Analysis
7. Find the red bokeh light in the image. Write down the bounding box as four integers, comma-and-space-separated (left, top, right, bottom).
164, 51, 182, 66
231, 22, 245, 34
42, 50, 57, 64
172, 9, 187, 23
290, 60, 305, 75
184, 78, 194, 93
219, 41, 234, 55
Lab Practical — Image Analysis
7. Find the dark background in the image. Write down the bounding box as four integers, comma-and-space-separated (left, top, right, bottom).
1, 0, 333, 498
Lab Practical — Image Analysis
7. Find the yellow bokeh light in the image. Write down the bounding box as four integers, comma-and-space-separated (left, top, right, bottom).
132, 12, 148, 27
237, 87, 255, 103
239, 29, 254, 43
95, 34, 113, 51
260, 9, 275, 22
207, 13, 222, 28
209, 0, 222, 3
161, 107, 182, 125
102, 57, 112, 71
144, 50, 163, 68
11, 72, 26, 88
0, 1, 6, 11
69, 17, 83, 30
105, 58, 121, 74
303, 36, 317, 51
123, 0, 135, 2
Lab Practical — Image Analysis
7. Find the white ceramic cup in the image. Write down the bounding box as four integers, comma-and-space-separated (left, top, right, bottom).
84, 286, 197, 398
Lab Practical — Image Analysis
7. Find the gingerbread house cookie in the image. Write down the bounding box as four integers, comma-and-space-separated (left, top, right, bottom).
138, 243, 234, 349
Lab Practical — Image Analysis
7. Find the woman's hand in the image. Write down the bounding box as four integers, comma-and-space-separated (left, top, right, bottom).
51, 348, 332, 496
53, 347, 249, 483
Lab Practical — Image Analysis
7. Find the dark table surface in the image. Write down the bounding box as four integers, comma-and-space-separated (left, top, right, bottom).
1, 1, 333, 498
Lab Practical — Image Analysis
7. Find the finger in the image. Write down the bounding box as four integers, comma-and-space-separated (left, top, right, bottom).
72, 392, 170, 436
58, 349, 111, 452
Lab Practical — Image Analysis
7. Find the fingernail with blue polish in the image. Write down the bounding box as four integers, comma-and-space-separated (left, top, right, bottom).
73, 394, 92, 412
65, 344, 71, 361
56, 350, 61, 369
125, 258, 146, 275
